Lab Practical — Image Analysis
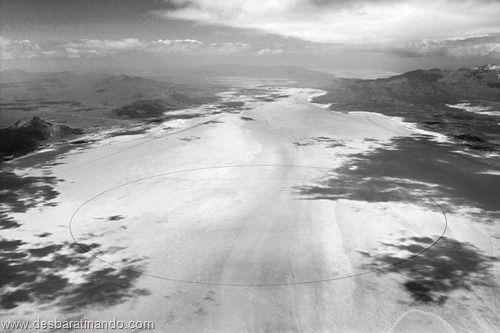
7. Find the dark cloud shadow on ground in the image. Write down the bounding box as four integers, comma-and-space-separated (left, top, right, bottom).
360, 236, 498, 304
0, 238, 148, 311
0, 171, 62, 229
295, 135, 500, 303
296, 136, 500, 221
0, 212, 21, 229
60, 267, 148, 312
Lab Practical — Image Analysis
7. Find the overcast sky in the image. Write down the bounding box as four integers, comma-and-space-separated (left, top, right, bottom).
1, 0, 499, 74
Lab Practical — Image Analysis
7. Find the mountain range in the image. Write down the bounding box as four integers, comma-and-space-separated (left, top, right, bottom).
315, 64, 500, 107
314, 64, 500, 151
0, 69, 214, 106
1, 65, 499, 159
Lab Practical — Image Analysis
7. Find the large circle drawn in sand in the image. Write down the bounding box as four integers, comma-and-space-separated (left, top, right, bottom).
70, 164, 447, 286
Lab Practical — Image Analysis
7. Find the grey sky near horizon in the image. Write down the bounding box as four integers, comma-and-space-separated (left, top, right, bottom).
0, 0, 499, 75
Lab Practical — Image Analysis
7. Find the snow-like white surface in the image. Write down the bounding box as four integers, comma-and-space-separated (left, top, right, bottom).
478, 170, 500, 175
447, 102, 500, 117
346, 111, 451, 143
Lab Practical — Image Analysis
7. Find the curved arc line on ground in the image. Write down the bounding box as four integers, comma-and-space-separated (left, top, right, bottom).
69, 164, 448, 287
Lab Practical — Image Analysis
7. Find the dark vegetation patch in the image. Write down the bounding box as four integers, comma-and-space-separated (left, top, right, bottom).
0, 239, 148, 310
363, 236, 497, 304
297, 136, 500, 215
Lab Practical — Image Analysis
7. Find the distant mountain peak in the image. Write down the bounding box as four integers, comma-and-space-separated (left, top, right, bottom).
99, 74, 147, 85
116, 74, 131, 81
1, 116, 83, 159
11, 116, 52, 130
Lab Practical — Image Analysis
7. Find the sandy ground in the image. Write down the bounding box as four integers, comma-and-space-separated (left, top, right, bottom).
2, 84, 499, 332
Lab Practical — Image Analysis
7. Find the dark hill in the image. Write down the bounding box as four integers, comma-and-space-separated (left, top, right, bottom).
114, 93, 216, 119
0, 116, 83, 159
316, 64, 500, 106
314, 64, 500, 152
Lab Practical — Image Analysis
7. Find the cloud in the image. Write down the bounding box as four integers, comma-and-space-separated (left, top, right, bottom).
0, 36, 40, 60
208, 42, 251, 55
256, 48, 284, 57
0, 36, 252, 60
374, 34, 500, 59
155, 0, 500, 47
149, 39, 203, 54
63, 38, 146, 55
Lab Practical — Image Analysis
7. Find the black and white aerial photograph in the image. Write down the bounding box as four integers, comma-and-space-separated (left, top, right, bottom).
0, 0, 499, 332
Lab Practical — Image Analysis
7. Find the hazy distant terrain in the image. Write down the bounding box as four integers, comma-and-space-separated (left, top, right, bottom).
0, 69, 221, 158
0, 69, 217, 123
